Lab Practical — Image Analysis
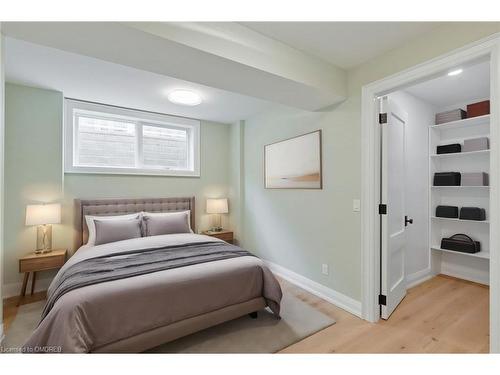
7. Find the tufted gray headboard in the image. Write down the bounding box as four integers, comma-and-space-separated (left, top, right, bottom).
74, 197, 195, 251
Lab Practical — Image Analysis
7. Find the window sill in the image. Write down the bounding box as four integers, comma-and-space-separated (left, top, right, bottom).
64, 168, 201, 178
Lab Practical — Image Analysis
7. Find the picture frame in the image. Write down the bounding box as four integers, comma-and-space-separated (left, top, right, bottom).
264, 130, 322, 189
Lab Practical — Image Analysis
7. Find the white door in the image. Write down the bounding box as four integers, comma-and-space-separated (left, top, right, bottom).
380, 96, 409, 319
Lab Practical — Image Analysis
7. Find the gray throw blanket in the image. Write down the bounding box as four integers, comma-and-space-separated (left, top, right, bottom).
41, 241, 253, 321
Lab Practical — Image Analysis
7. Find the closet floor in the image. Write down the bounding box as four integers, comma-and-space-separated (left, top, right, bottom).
279, 274, 489, 353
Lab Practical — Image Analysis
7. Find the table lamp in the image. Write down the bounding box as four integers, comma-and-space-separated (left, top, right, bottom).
26, 203, 61, 253
206, 198, 228, 232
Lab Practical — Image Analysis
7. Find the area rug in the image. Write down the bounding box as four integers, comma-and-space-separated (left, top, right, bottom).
1, 300, 45, 352
2, 292, 335, 353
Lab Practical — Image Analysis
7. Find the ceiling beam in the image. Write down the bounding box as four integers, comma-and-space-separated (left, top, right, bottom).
2, 22, 347, 110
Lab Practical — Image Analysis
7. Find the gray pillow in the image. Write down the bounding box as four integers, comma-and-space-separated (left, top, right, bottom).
94, 217, 142, 246
143, 212, 191, 236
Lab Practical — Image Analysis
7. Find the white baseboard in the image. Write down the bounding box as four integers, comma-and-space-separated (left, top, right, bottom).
264, 260, 362, 318
441, 256, 489, 285
440, 267, 489, 285
406, 267, 433, 289
2, 277, 52, 299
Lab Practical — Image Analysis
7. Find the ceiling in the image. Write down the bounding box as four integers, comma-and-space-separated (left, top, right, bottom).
5, 37, 273, 124
2, 22, 347, 111
405, 60, 490, 109
241, 22, 442, 69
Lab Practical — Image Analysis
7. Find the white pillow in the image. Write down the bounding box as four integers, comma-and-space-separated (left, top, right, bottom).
85, 213, 141, 246
142, 210, 194, 233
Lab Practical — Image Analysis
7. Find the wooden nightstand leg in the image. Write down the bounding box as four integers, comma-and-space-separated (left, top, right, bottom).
18, 272, 30, 305
21, 272, 29, 296
31, 271, 37, 295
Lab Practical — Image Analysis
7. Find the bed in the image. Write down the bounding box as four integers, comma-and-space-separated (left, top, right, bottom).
23, 197, 282, 353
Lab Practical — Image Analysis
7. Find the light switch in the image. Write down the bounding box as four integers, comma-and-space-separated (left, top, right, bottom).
322, 264, 329, 275
353, 199, 361, 212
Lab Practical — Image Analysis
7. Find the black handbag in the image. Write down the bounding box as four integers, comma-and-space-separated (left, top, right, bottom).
459, 207, 486, 221
441, 234, 481, 254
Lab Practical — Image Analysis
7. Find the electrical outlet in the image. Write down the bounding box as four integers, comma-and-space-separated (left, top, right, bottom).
353, 199, 361, 212
321, 263, 329, 275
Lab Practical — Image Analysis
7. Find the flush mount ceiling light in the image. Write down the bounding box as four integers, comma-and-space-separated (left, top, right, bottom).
167, 89, 202, 106
447, 68, 463, 76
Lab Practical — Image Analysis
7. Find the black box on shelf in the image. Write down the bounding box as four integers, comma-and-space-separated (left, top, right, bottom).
459, 207, 486, 221
433, 172, 461, 186
436, 144, 461, 154
436, 205, 459, 218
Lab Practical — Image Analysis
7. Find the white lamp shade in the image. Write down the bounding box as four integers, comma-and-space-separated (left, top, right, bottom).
25, 204, 61, 226
206, 198, 228, 214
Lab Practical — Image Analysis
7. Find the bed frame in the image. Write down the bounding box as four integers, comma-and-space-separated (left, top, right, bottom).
72, 196, 265, 353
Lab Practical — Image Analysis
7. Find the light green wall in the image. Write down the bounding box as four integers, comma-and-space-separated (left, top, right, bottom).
242, 101, 361, 299
241, 22, 500, 301
228, 120, 244, 244
4, 83, 232, 287
4, 84, 63, 288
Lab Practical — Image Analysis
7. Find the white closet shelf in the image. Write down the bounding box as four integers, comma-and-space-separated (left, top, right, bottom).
431, 246, 490, 259
430, 114, 490, 131
431, 216, 489, 224
430, 149, 490, 158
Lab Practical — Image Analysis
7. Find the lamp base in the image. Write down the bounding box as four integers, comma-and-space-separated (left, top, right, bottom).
209, 214, 224, 233
35, 248, 53, 255
36, 224, 53, 252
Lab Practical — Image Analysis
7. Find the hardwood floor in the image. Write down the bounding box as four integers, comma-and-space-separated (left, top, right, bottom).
2, 275, 489, 353
2, 291, 46, 332
279, 274, 489, 353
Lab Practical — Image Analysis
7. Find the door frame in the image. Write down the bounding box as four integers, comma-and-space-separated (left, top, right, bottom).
361, 33, 500, 352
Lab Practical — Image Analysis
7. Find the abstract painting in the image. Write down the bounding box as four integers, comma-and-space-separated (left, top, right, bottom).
264, 130, 322, 189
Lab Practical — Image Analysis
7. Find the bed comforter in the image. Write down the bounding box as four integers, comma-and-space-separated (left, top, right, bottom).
23, 234, 282, 353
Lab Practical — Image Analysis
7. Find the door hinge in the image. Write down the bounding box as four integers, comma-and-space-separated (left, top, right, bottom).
379, 113, 387, 124
378, 294, 387, 306
378, 204, 387, 215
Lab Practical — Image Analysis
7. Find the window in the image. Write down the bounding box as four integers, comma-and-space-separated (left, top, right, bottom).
64, 100, 200, 176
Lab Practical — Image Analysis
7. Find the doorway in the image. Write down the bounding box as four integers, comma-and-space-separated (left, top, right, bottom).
361, 35, 500, 351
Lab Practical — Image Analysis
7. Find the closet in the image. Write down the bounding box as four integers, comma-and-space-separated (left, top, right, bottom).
390, 59, 491, 289
430, 106, 490, 284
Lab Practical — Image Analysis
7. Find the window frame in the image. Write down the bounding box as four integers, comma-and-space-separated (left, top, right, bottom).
64, 99, 201, 177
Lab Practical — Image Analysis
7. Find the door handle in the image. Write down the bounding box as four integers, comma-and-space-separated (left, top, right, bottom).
405, 215, 413, 227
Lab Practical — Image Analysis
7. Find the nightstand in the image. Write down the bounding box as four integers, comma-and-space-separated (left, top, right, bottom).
19, 249, 67, 299
202, 230, 234, 244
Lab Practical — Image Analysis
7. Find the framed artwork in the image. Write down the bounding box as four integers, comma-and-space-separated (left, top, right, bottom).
264, 130, 322, 189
